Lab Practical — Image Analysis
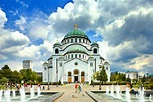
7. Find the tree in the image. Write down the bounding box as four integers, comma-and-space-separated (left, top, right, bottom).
94, 66, 107, 90
20, 69, 39, 83
10, 70, 22, 83
1, 65, 12, 82
2, 65, 10, 70
100, 66, 108, 83
0, 77, 8, 84
142, 75, 146, 84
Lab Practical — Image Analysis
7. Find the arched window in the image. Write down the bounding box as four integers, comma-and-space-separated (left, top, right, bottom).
55, 49, 59, 54
79, 39, 81, 43
79, 54, 81, 58
81, 72, 85, 76
93, 48, 97, 53
71, 39, 73, 43
75, 38, 77, 42
68, 72, 71, 76
59, 62, 62, 67
74, 69, 79, 74
90, 62, 93, 66
71, 54, 73, 58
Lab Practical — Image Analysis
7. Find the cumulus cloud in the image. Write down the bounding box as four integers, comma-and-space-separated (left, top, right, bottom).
0, 9, 7, 28
1, 0, 153, 75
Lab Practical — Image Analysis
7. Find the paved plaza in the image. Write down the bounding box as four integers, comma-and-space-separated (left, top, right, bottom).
39, 84, 127, 102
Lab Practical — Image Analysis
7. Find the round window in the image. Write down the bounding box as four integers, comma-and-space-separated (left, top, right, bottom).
74, 62, 78, 66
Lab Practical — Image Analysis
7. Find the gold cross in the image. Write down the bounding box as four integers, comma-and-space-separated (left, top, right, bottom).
74, 24, 78, 29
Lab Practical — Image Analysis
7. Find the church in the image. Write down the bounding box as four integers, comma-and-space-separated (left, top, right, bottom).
42, 24, 110, 84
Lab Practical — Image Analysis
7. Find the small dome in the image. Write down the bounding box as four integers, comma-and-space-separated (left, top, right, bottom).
88, 56, 94, 61
58, 56, 64, 60
104, 62, 110, 65
53, 42, 61, 47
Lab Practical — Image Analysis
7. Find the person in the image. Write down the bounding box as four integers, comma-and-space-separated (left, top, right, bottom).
79, 83, 84, 96
75, 82, 78, 93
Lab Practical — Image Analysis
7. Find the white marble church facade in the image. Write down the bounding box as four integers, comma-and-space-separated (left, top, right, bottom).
42, 24, 110, 84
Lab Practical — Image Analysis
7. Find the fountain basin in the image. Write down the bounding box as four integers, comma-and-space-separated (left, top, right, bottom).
0, 91, 63, 102
86, 91, 153, 102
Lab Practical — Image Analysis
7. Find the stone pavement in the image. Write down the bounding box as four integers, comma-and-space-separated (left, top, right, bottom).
39, 84, 127, 102
54, 84, 94, 102
24, 84, 127, 102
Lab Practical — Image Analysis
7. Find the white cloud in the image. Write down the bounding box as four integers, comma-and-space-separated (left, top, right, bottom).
0, 31, 30, 49
15, 16, 27, 31
0, 9, 7, 28
29, 24, 49, 40
0, 61, 22, 71
1, 0, 153, 74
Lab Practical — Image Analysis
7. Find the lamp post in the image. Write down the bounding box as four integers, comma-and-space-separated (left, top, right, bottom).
48, 65, 50, 90
56, 58, 58, 87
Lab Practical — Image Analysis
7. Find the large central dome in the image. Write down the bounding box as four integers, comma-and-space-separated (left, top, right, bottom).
64, 24, 88, 39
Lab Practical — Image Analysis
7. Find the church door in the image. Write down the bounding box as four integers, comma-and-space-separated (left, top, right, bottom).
74, 69, 79, 82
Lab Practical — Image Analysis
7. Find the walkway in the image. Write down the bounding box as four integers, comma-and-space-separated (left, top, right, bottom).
53, 84, 94, 102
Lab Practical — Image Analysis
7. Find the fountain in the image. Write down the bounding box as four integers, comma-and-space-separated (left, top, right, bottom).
137, 86, 145, 102
110, 84, 114, 97
149, 94, 152, 101
92, 84, 153, 102
0, 90, 2, 101
30, 86, 35, 98
116, 85, 121, 99
4, 89, 10, 102
37, 86, 41, 96
125, 87, 131, 102
106, 87, 109, 95
12, 90, 16, 98
20, 86, 25, 101
0, 85, 60, 102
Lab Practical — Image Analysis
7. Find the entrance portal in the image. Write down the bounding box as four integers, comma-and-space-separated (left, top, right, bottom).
74, 69, 79, 82
74, 76, 78, 82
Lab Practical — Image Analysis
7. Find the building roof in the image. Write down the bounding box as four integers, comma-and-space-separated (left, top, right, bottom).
104, 62, 110, 65
66, 47, 86, 54
64, 24, 88, 39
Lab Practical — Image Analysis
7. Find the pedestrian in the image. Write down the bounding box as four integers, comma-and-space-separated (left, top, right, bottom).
79, 83, 84, 96
75, 82, 78, 93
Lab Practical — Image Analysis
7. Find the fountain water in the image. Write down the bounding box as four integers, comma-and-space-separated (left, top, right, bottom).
136, 93, 138, 98
20, 86, 25, 101
30, 86, 35, 98
106, 87, 109, 95
37, 86, 41, 96
149, 94, 152, 101
12, 89, 16, 98
138, 86, 145, 102
116, 85, 121, 99
0, 90, 2, 101
110, 85, 114, 97
4, 90, 10, 102
125, 87, 131, 102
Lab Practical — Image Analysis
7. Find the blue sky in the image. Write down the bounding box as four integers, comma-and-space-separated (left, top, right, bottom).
0, 0, 153, 76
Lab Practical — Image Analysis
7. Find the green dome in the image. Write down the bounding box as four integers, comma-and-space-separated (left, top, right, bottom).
64, 29, 88, 39
66, 47, 86, 53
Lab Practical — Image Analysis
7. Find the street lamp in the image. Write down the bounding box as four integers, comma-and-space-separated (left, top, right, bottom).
48, 65, 50, 90
56, 58, 58, 87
